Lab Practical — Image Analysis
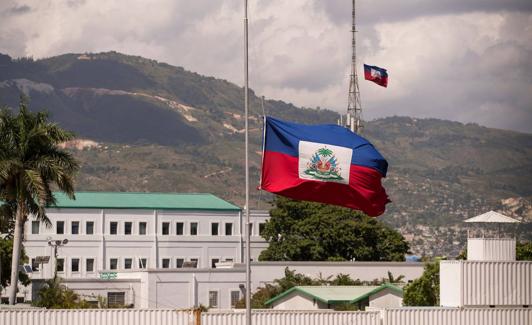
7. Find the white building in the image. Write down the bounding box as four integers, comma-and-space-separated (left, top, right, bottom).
33, 261, 422, 309
4, 191, 425, 308
440, 211, 531, 308
265, 284, 403, 310
24, 192, 269, 280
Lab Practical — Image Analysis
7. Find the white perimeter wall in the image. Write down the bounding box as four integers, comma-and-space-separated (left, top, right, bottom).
2, 308, 530, 325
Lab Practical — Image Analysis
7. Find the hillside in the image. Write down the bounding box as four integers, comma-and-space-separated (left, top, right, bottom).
1, 52, 531, 257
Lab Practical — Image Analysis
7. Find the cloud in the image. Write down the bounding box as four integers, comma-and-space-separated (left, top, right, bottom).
1, 4, 31, 16
0, 0, 530, 132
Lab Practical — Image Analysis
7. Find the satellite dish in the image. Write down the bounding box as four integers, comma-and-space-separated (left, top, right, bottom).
62, 239, 69, 245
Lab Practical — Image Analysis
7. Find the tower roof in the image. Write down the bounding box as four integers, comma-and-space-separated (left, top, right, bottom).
464, 211, 520, 223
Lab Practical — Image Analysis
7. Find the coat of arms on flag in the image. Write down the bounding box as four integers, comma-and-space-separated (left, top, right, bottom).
298, 141, 351, 184
364, 64, 388, 87
260, 117, 390, 217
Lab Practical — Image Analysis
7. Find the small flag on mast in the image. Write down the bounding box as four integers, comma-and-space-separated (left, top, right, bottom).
260, 117, 389, 217
364, 64, 388, 87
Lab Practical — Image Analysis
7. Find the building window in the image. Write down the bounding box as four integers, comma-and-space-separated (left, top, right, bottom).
86, 221, 94, 235
176, 222, 184, 235
259, 223, 266, 236
31, 221, 40, 234
110, 222, 118, 235
189, 222, 198, 235
139, 258, 147, 269
139, 222, 147, 235
56, 221, 65, 234
225, 223, 233, 236
86, 258, 94, 272
71, 221, 80, 235
107, 292, 125, 308
230, 290, 240, 308
225, 258, 234, 262
209, 291, 218, 308
190, 258, 199, 268
211, 258, 219, 268
124, 222, 132, 235
211, 223, 219, 236
31, 258, 39, 272
162, 258, 170, 268
110, 258, 118, 270
57, 258, 65, 272
124, 258, 132, 269
175, 258, 184, 268
249, 223, 253, 236
162, 222, 170, 235
71, 258, 80, 272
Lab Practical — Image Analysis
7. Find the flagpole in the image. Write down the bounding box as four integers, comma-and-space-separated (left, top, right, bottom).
243, 1, 251, 325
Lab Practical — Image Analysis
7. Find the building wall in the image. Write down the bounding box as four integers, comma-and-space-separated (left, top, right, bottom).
23, 208, 269, 279
440, 261, 462, 307
251, 262, 424, 288
26, 261, 423, 309
369, 289, 403, 308
271, 291, 324, 310
440, 260, 532, 307
467, 238, 516, 261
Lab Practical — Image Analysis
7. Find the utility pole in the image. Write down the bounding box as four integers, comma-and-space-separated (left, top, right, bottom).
243, 1, 251, 325
346, 0, 363, 133
48, 239, 68, 279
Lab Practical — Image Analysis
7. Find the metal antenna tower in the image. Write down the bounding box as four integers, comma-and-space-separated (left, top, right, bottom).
346, 0, 363, 133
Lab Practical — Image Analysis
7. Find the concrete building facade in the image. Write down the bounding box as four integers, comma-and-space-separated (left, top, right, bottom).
23, 192, 269, 280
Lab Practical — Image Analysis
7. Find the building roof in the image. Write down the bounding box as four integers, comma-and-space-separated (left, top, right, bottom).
45, 192, 241, 211
464, 211, 520, 223
265, 284, 403, 306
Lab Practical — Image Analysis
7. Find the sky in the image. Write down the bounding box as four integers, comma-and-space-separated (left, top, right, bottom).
1, 0, 531, 133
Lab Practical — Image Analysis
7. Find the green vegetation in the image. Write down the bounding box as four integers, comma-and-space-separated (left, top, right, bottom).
0, 98, 79, 304
402, 259, 440, 306
516, 241, 532, 260
259, 197, 409, 262
32, 277, 90, 309
0, 238, 30, 288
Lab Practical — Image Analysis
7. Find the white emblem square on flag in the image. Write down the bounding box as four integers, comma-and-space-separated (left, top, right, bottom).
298, 140, 352, 184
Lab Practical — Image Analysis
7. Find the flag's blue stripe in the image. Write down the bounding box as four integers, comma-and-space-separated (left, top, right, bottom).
364, 64, 388, 77
264, 117, 388, 176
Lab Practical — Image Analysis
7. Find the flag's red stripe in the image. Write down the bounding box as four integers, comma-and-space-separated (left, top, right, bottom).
261, 151, 389, 217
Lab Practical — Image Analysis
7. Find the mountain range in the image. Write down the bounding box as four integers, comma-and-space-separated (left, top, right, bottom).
1, 51, 531, 257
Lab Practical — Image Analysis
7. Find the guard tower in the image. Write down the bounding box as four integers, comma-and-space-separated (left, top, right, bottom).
464, 210, 520, 261
440, 211, 531, 308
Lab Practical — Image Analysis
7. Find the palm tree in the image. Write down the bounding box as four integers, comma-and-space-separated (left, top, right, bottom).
0, 98, 79, 305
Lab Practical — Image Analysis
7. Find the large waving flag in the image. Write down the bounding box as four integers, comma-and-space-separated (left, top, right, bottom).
364, 64, 388, 87
260, 117, 389, 217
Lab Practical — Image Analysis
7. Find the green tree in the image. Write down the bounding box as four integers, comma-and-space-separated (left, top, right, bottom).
403, 259, 440, 306
516, 241, 532, 260
0, 238, 30, 288
259, 197, 409, 262
0, 98, 79, 304
32, 277, 90, 309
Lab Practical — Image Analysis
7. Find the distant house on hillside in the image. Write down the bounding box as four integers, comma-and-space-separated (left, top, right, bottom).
265, 284, 403, 310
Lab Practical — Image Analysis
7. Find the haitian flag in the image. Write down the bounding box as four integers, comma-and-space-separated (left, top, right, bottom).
260, 117, 389, 217
364, 64, 388, 87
